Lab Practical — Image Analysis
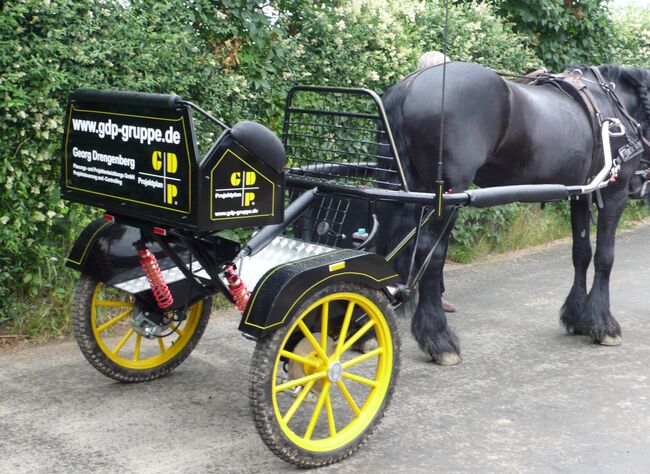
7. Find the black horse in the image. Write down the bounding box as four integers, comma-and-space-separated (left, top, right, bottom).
381, 61, 650, 365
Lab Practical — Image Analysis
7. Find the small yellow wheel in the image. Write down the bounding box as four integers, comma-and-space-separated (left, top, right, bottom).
250, 283, 400, 467
72, 275, 210, 382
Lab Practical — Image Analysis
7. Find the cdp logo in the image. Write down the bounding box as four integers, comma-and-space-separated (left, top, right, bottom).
230, 171, 257, 206
151, 151, 179, 205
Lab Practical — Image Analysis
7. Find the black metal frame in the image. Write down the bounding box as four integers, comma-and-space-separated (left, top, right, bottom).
282, 85, 410, 191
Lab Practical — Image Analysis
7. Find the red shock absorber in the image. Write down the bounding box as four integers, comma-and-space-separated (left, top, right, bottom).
137, 246, 174, 310
225, 265, 250, 314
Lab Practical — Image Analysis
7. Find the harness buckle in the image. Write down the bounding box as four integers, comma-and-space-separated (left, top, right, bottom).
618, 140, 644, 163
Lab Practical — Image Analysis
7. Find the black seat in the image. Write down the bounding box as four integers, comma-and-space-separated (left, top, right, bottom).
230, 121, 286, 174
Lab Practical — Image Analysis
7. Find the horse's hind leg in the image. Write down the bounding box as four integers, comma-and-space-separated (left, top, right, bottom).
580, 190, 628, 345
560, 197, 593, 334
411, 207, 461, 365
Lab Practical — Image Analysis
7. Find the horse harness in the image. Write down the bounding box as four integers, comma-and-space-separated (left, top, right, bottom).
511, 67, 650, 195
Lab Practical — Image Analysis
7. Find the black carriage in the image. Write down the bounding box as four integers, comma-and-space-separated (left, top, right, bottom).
61, 82, 630, 466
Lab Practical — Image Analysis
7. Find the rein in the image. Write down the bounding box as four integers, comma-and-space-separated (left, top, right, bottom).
586, 67, 650, 149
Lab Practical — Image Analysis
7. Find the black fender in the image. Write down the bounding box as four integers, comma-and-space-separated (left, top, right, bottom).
66, 219, 237, 311
66, 219, 158, 283
238, 249, 401, 339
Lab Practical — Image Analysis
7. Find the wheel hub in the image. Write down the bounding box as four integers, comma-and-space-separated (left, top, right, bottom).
131, 309, 185, 339
327, 361, 343, 382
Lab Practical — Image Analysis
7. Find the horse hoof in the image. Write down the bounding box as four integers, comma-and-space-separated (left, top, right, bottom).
435, 352, 462, 365
599, 335, 621, 346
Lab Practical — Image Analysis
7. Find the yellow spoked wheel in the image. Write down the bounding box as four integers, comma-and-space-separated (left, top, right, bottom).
250, 283, 400, 468
72, 275, 211, 382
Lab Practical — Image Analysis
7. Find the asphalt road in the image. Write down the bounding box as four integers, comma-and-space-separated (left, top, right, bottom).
1, 223, 649, 474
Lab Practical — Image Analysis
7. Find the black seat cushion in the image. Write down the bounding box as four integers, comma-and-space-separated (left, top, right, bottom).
230, 121, 286, 174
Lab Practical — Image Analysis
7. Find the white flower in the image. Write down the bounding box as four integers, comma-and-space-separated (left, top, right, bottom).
33, 212, 46, 222
47, 211, 56, 219
0, 216, 8, 225
368, 71, 380, 81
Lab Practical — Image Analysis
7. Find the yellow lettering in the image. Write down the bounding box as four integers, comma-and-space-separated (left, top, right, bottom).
244, 192, 255, 206
245, 171, 256, 186
152, 151, 162, 171
166, 152, 177, 173
166, 184, 178, 204
230, 172, 241, 186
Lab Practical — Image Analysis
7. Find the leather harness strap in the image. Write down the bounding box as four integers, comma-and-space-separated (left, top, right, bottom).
503, 66, 650, 195
587, 66, 650, 169
554, 70, 605, 183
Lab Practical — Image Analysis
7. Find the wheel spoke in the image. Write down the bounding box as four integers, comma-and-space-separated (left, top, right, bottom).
325, 389, 337, 437
280, 350, 320, 369
320, 302, 329, 353
275, 371, 327, 393
173, 326, 185, 338
334, 301, 355, 358
305, 381, 330, 440
133, 334, 142, 361
342, 371, 378, 388
158, 337, 166, 354
341, 347, 383, 369
95, 300, 134, 308
96, 309, 133, 333
297, 321, 329, 361
282, 380, 316, 424
341, 319, 376, 354
336, 380, 360, 417
112, 328, 134, 355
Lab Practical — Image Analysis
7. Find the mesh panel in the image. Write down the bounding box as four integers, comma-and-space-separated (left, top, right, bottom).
283, 87, 404, 190
285, 188, 353, 248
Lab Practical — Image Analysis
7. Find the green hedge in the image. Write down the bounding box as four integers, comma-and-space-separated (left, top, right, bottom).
0, 0, 647, 328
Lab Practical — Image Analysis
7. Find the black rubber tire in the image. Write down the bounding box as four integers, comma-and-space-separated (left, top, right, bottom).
249, 282, 400, 468
72, 275, 211, 383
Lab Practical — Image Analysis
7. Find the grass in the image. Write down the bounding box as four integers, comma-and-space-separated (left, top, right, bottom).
2, 270, 78, 343
2, 200, 648, 344
448, 199, 649, 263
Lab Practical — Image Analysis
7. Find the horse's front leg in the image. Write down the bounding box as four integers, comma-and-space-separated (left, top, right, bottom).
560, 197, 593, 334
411, 208, 461, 365
581, 190, 628, 345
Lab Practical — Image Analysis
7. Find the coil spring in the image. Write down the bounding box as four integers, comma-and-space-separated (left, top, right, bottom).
137, 248, 174, 309
225, 265, 250, 314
